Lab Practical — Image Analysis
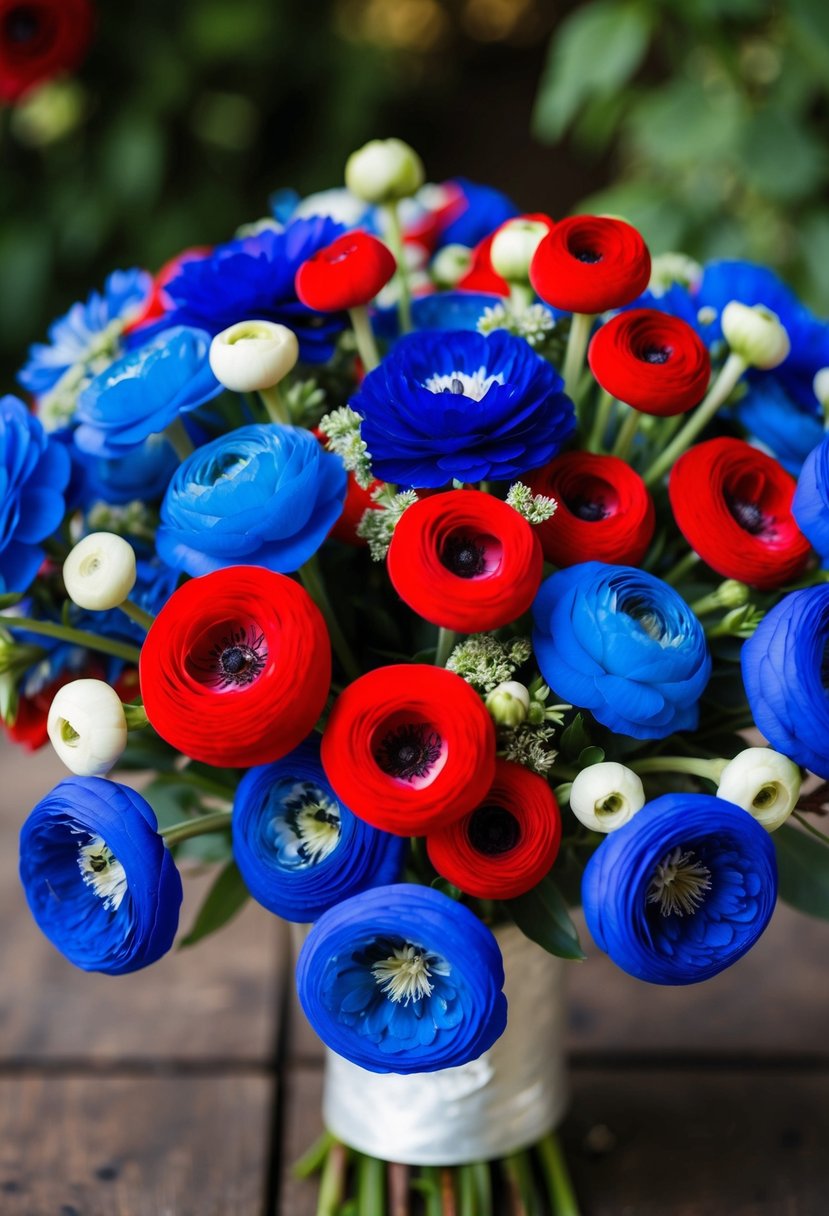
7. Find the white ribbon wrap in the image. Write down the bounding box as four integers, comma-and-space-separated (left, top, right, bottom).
322, 923, 567, 1165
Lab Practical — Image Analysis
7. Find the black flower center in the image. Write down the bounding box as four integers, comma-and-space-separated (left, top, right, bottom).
566, 495, 609, 522
199, 625, 268, 689
573, 248, 602, 264
467, 804, 521, 856
4, 5, 41, 43
441, 534, 487, 578
725, 495, 769, 536
641, 346, 671, 364
375, 724, 443, 782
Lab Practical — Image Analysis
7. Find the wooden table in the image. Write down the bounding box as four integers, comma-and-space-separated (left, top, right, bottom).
2, 739, 827, 1214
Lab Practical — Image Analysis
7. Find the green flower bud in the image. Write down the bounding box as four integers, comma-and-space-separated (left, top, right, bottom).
431, 244, 472, 288
345, 139, 424, 205
489, 219, 549, 283
485, 681, 530, 728
721, 301, 790, 370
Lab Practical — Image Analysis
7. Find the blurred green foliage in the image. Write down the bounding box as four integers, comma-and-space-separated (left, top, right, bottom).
534, 0, 829, 311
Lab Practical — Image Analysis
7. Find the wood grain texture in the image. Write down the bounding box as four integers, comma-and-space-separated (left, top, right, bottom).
278, 1066, 324, 1216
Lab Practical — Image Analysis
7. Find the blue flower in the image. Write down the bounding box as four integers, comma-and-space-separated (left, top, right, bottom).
296, 884, 507, 1074
74, 435, 179, 506
19, 776, 182, 974
793, 436, 829, 561
737, 379, 824, 475
156, 423, 347, 576
157, 218, 347, 363
532, 563, 712, 739
232, 738, 404, 922
582, 793, 777, 985
352, 329, 575, 487
438, 178, 519, 249
74, 327, 222, 458
742, 586, 829, 778
0, 396, 71, 593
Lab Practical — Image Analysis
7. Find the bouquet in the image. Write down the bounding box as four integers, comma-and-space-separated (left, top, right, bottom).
6, 136, 829, 1214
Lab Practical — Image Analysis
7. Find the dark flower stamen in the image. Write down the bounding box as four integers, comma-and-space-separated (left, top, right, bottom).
467, 804, 521, 856
5, 6, 41, 43
641, 346, 671, 364
573, 248, 602, 264
566, 496, 609, 522
200, 625, 268, 689
376, 724, 443, 782
726, 495, 770, 536
441, 534, 487, 578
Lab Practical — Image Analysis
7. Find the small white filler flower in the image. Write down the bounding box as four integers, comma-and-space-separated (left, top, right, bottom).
48, 679, 128, 777
570, 762, 646, 833
63, 532, 136, 611
721, 301, 790, 370
209, 320, 299, 393
717, 746, 801, 831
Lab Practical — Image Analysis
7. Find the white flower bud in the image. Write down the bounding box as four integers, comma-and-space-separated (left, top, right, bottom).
648, 252, 702, 296
485, 681, 530, 728
570, 762, 645, 833
431, 243, 472, 288
63, 532, 137, 611
209, 320, 299, 393
490, 219, 549, 283
345, 138, 424, 205
48, 679, 128, 776
813, 367, 829, 415
721, 301, 790, 370
717, 746, 801, 831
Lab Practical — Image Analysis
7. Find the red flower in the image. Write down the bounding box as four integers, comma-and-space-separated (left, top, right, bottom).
669, 438, 811, 591
312, 429, 382, 547
387, 489, 543, 631
295, 231, 396, 312
457, 213, 554, 296
426, 760, 562, 900
527, 452, 655, 567
0, 0, 93, 103
140, 566, 330, 767
530, 216, 651, 314
321, 664, 496, 836
588, 309, 711, 417
5, 662, 104, 751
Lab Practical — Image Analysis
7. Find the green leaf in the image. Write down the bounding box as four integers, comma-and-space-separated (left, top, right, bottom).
505, 877, 586, 961
0, 594, 23, 610
430, 876, 464, 901
738, 107, 828, 202
577, 745, 606, 767
532, 1, 652, 143
775, 823, 829, 920
180, 860, 250, 948
559, 713, 591, 759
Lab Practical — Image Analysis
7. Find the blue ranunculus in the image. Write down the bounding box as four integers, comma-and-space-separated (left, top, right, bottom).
737, 379, 824, 475
438, 178, 519, 249
532, 563, 712, 739
0, 396, 71, 593
793, 436, 829, 560
296, 884, 507, 1074
74, 326, 222, 458
156, 423, 347, 576
75, 434, 179, 505
233, 738, 404, 923
742, 585, 829, 778
352, 329, 575, 488
156, 218, 347, 363
18, 268, 151, 398
583, 793, 777, 985
19, 776, 183, 974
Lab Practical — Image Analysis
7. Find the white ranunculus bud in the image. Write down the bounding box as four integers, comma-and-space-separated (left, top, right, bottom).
717, 746, 801, 831
345, 138, 424, 205
721, 301, 790, 370
813, 367, 829, 415
570, 762, 646, 833
209, 320, 299, 393
48, 679, 128, 776
648, 252, 702, 296
485, 681, 530, 728
63, 533, 137, 611
490, 219, 549, 283
431, 243, 472, 288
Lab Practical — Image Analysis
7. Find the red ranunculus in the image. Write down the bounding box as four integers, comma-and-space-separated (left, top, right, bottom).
295, 231, 397, 312
5, 662, 104, 751
0, 0, 93, 102
426, 760, 562, 900
321, 664, 496, 836
456, 213, 554, 296
669, 438, 811, 591
527, 452, 655, 567
530, 216, 651, 314
140, 566, 330, 767
386, 489, 543, 631
588, 309, 711, 416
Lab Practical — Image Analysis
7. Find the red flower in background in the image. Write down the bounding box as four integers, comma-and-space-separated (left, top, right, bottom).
295, 231, 397, 312
669, 438, 811, 591
530, 216, 651, 314
527, 452, 655, 567
457, 213, 554, 296
387, 489, 543, 631
321, 664, 496, 836
588, 309, 711, 416
0, 0, 94, 103
426, 760, 562, 900
5, 663, 103, 751
140, 566, 330, 767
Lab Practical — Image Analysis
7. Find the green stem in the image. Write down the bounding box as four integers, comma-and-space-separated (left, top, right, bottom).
586, 388, 615, 453
662, 550, 700, 587
536, 1132, 581, 1216
161, 809, 232, 848
457, 1165, 477, 1216
419, 1166, 443, 1216
119, 599, 155, 632
299, 556, 362, 683
349, 305, 381, 371
316, 1140, 349, 1216
435, 627, 458, 668
470, 1162, 492, 1216
260, 384, 290, 425
2, 616, 141, 665
356, 1153, 387, 1216
643, 352, 747, 487
503, 1151, 536, 1214
562, 312, 594, 401
610, 407, 642, 462
630, 756, 728, 782
689, 590, 730, 617
165, 416, 195, 460
384, 202, 412, 334
154, 770, 235, 800
293, 1131, 335, 1179
509, 282, 534, 312
123, 703, 149, 731
792, 811, 829, 848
